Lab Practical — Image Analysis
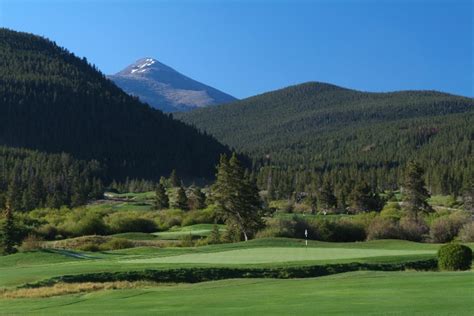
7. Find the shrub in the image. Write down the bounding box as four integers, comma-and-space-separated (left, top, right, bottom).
458, 222, 474, 242
430, 212, 470, 243
51, 235, 108, 250
21, 234, 44, 252
182, 208, 216, 227
155, 209, 184, 231
331, 220, 366, 242
380, 203, 402, 220
106, 215, 156, 234
366, 217, 400, 240
438, 243, 472, 271
73, 214, 107, 236
78, 242, 101, 252
207, 224, 222, 244
257, 217, 365, 242
283, 202, 294, 213
351, 212, 378, 229
399, 217, 429, 242
180, 234, 194, 247
256, 218, 296, 239
101, 238, 134, 250
36, 224, 59, 240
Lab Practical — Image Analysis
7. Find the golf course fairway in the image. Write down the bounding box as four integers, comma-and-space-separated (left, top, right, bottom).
0, 271, 472, 315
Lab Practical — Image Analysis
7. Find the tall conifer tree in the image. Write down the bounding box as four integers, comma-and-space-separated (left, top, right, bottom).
402, 161, 432, 220
154, 183, 169, 210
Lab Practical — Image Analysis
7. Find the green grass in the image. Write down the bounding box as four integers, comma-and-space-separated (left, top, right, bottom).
1, 238, 460, 289
110, 232, 158, 240
152, 224, 226, 240
0, 271, 472, 315
122, 247, 435, 264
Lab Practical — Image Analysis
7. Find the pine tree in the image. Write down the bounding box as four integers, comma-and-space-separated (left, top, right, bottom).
169, 169, 180, 187
461, 175, 474, 213
173, 186, 189, 210
189, 186, 206, 210
402, 161, 432, 220
1, 203, 16, 255
318, 179, 337, 212
6, 177, 22, 212
212, 153, 265, 241
154, 183, 169, 210
348, 181, 384, 213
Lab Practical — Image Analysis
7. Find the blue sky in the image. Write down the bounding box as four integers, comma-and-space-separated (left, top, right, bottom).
0, 0, 472, 98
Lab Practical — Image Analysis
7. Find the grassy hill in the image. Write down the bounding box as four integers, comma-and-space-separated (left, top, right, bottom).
177, 82, 474, 194
0, 28, 230, 181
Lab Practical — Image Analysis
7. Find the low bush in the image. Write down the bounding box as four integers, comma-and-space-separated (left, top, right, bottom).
179, 234, 194, 247
181, 208, 216, 227
78, 242, 101, 252
21, 234, 44, 252
155, 209, 184, 231
399, 217, 429, 242
50, 235, 108, 250
256, 218, 296, 239
106, 214, 156, 234
380, 203, 402, 220
366, 217, 400, 240
430, 212, 470, 243
100, 238, 134, 250
331, 220, 366, 242
72, 213, 107, 236
458, 222, 474, 242
36, 224, 59, 240
256, 217, 365, 242
437, 243, 472, 271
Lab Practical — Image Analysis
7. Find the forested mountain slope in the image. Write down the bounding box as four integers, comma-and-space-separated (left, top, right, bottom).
0, 28, 229, 181
177, 82, 474, 194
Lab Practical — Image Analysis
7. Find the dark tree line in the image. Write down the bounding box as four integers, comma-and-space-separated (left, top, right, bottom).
0, 146, 104, 211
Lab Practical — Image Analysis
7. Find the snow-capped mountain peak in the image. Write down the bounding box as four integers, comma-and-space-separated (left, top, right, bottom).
108, 57, 237, 112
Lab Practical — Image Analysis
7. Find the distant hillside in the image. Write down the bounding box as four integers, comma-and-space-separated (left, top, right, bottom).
0, 28, 230, 180
109, 58, 236, 112
177, 82, 474, 194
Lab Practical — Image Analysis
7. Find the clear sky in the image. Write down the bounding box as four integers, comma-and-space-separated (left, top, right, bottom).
0, 0, 472, 98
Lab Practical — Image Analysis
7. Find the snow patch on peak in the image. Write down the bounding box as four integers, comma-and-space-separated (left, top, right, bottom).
130, 58, 157, 74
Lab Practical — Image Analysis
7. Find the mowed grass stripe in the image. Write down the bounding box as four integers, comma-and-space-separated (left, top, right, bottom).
0, 271, 472, 315
122, 247, 436, 264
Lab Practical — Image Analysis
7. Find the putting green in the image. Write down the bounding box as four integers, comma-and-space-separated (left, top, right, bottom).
123, 247, 435, 264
